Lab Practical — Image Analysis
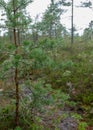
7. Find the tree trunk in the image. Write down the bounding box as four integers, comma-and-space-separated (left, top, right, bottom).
71, 0, 74, 44
13, 0, 19, 126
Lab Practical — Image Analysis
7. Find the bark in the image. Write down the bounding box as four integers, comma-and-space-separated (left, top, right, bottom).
71, 0, 74, 44
13, 0, 19, 126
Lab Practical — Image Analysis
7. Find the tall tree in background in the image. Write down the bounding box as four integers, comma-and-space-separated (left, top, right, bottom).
83, 20, 93, 41
71, 0, 74, 44
31, 15, 40, 43
0, 0, 32, 127
36, 0, 71, 39
41, 0, 62, 38
89, 20, 93, 41
80, 0, 93, 41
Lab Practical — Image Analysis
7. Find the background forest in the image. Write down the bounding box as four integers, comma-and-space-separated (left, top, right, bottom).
0, 0, 93, 130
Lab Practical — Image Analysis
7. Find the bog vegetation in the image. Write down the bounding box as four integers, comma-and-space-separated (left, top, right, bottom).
0, 0, 93, 130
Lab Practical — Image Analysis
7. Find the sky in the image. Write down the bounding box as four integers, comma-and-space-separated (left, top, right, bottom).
27, 0, 93, 35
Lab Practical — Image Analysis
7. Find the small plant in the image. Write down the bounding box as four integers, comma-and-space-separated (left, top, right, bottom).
78, 122, 88, 130
19, 79, 70, 129
71, 113, 82, 121
14, 126, 22, 130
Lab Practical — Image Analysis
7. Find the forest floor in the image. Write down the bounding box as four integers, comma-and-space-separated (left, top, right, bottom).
0, 41, 93, 129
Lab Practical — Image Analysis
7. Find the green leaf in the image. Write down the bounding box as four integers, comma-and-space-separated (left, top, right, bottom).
14, 126, 22, 130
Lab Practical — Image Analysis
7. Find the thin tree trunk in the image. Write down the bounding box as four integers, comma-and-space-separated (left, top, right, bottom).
13, 24, 19, 127
71, 0, 74, 44
13, 0, 19, 126
17, 29, 20, 45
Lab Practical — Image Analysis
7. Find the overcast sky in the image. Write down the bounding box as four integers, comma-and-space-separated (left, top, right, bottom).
27, 0, 93, 35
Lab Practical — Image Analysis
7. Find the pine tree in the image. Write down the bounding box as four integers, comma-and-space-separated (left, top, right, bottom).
0, 0, 32, 127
